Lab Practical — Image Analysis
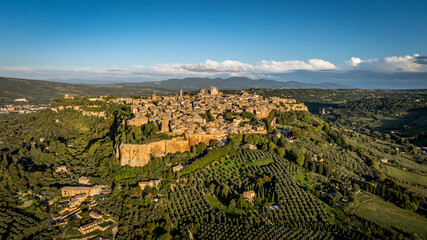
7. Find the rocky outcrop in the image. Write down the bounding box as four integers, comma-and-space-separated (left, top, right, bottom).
116, 134, 227, 167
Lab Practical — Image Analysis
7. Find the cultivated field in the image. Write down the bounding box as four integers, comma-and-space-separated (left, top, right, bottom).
381, 164, 427, 187
351, 192, 427, 238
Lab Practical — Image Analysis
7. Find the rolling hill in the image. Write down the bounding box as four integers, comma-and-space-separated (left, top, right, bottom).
0, 76, 353, 106
116, 77, 354, 91
0, 77, 172, 105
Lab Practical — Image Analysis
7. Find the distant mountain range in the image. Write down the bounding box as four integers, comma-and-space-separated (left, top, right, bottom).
116, 77, 354, 91
0, 76, 353, 105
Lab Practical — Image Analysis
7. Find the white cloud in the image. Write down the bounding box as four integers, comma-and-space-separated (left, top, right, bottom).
0, 54, 425, 82
344, 54, 427, 72
255, 59, 336, 72
181, 59, 253, 72
345, 57, 363, 66
179, 59, 336, 73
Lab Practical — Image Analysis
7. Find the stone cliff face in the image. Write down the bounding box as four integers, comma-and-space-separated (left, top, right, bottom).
116, 134, 227, 167
51, 106, 107, 118
186, 134, 227, 147
290, 103, 308, 111
124, 117, 148, 126
82, 111, 106, 118
279, 103, 308, 112
116, 138, 190, 167
116, 143, 150, 167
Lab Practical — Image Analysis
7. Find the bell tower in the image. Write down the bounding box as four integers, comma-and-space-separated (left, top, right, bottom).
152, 92, 157, 101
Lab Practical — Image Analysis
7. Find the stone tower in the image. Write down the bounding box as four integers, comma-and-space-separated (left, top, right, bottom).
179, 89, 183, 98
210, 86, 218, 95
152, 92, 157, 101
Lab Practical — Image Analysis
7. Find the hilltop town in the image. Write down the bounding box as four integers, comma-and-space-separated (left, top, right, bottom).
118, 87, 307, 135
113, 87, 307, 167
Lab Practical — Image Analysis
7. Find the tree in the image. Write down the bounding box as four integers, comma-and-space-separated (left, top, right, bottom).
318, 162, 324, 175
191, 143, 207, 156
276, 147, 286, 157
325, 163, 333, 177
404, 200, 417, 210
1, 152, 8, 170
225, 112, 234, 121
309, 161, 316, 172
221, 185, 229, 198
158, 233, 173, 240
200, 110, 215, 122
296, 154, 305, 167
228, 134, 242, 150
268, 142, 277, 152
209, 184, 216, 194
353, 183, 360, 193
209, 139, 219, 147
237, 194, 246, 209
241, 112, 254, 120
244, 134, 260, 145
229, 199, 236, 211
142, 122, 159, 138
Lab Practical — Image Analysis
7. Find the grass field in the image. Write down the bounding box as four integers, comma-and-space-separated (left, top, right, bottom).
399, 182, 427, 198
348, 110, 427, 147
206, 194, 245, 215
369, 116, 401, 128
380, 164, 427, 187
294, 170, 313, 189
206, 195, 222, 208
351, 192, 427, 238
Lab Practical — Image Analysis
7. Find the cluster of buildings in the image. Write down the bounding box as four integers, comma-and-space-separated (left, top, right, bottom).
114, 87, 308, 167
60, 176, 111, 208
172, 164, 184, 173
138, 179, 162, 190
77, 215, 116, 235
116, 87, 306, 136
50, 105, 106, 118
243, 190, 256, 202
0, 104, 48, 114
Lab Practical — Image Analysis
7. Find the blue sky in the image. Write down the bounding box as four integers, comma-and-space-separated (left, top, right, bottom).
0, 0, 426, 88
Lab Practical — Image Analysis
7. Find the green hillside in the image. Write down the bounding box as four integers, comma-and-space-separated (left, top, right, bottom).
0, 77, 172, 105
